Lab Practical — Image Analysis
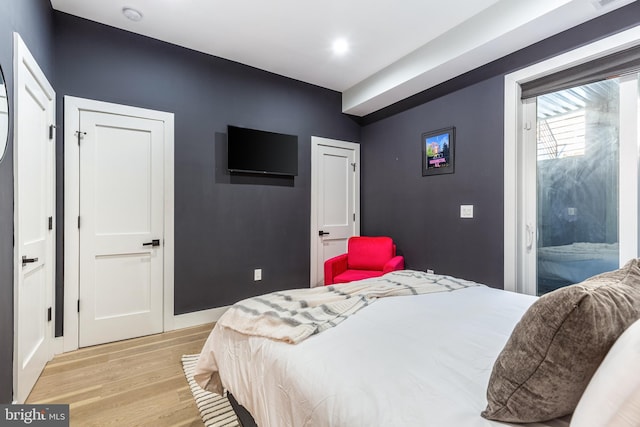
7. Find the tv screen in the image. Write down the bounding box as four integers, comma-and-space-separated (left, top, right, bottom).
227, 125, 298, 176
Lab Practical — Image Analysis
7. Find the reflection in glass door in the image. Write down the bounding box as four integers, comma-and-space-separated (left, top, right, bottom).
535, 80, 620, 295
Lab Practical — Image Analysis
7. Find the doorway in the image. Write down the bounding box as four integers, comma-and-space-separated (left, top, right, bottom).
310, 137, 360, 287
524, 78, 638, 295
64, 96, 175, 351
504, 27, 640, 295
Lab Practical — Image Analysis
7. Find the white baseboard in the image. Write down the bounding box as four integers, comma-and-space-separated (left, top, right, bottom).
171, 306, 230, 330
53, 336, 64, 355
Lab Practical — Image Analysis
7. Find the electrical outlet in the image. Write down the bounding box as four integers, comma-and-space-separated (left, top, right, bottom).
254, 269, 262, 281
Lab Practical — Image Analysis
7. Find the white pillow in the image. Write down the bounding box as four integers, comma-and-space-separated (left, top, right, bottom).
571, 318, 640, 427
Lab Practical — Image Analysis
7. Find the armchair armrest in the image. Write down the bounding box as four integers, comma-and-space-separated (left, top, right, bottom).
382, 255, 405, 273
324, 253, 348, 285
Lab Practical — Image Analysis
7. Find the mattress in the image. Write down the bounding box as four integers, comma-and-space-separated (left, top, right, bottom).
200, 285, 572, 427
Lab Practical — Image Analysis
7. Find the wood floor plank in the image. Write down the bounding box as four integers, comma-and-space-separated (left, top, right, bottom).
26, 323, 215, 427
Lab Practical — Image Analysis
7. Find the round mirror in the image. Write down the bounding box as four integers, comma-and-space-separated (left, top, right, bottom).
0, 66, 8, 162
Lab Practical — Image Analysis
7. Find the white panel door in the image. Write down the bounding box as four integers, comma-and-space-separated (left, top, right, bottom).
14, 33, 55, 403
79, 111, 164, 347
311, 138, 360, 286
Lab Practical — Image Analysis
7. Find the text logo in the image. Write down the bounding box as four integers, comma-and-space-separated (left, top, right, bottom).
0, 405, 69, 426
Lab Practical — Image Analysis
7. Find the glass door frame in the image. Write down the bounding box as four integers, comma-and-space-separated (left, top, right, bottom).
504, 26, 640, 295
619, 74, 639, 263
521, 98, 537, 296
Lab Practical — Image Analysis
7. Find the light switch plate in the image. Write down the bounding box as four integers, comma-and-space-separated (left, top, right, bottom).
460, 205, 474, 218
254, 269, 262, 281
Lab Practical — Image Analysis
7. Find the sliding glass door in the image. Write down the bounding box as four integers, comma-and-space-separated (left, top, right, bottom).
535, 80, 620, 294
522, 74, 638, 296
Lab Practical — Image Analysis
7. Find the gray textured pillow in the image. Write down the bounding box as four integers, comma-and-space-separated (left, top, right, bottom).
482, 258, 640, 423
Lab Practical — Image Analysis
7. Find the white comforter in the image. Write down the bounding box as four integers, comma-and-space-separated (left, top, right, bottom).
197, 285, 572, 427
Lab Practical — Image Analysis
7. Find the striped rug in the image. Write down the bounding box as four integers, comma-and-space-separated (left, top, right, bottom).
181, 354, 240, 427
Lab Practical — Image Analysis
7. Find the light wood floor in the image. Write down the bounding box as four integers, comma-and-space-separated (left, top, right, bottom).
26, 323, 215, 427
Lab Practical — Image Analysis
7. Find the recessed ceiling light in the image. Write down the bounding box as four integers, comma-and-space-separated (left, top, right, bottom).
332, 38, 349, 55
122, 7, 143, 22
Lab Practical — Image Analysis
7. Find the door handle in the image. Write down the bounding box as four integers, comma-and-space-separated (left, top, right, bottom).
318, 231, 330, 236
22, 255, 38, 266
143, 239, 161, 247
525, 224, 534, 251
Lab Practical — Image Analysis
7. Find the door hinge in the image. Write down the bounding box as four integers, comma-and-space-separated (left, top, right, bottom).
77, 300, 80, 313
49, 124, 56, 140
47, 307, 52, 322
78, 216, 80, 229
48, 216, 53, 230
524, 121, 532, 131
75, 130, 86, 144
353, 213, 356, 221
351, 162, 357, 172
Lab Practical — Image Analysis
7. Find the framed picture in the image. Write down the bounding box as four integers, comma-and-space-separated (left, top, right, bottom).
422, 126, 455, 176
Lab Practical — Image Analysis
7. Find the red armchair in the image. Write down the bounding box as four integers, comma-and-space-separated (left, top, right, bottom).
324, 236, 405, 285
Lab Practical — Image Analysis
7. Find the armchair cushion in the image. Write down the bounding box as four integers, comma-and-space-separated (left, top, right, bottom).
347, 236, 394, 270
333, 269, 384, 284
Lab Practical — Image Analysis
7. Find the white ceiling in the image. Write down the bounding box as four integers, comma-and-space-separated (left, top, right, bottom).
50, 0, 635, 117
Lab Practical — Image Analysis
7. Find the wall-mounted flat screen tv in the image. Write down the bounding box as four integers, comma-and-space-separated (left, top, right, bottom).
227, 125, 298, 176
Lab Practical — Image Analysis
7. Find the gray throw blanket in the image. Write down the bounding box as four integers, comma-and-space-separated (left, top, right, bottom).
217, 270, 481, 344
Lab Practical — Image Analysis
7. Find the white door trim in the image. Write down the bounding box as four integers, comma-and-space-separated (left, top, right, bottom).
63, 96, 175, 352
13, 32, 56, 403
618, 74, 640, 265
503, 25, 640, 293
310, 136, 360, 287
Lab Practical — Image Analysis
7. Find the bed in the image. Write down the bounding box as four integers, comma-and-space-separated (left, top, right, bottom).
194, 266, 640, 427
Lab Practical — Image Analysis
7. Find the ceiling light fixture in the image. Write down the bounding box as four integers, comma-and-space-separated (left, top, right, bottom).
332, 38, 349, 55
122, 7, 143, 22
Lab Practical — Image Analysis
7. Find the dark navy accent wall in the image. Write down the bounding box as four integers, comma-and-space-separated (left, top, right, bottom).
0, 0, 55, 404
361, 77, 505, 286
360, 2, 640, 288
52, 12, 360, 317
